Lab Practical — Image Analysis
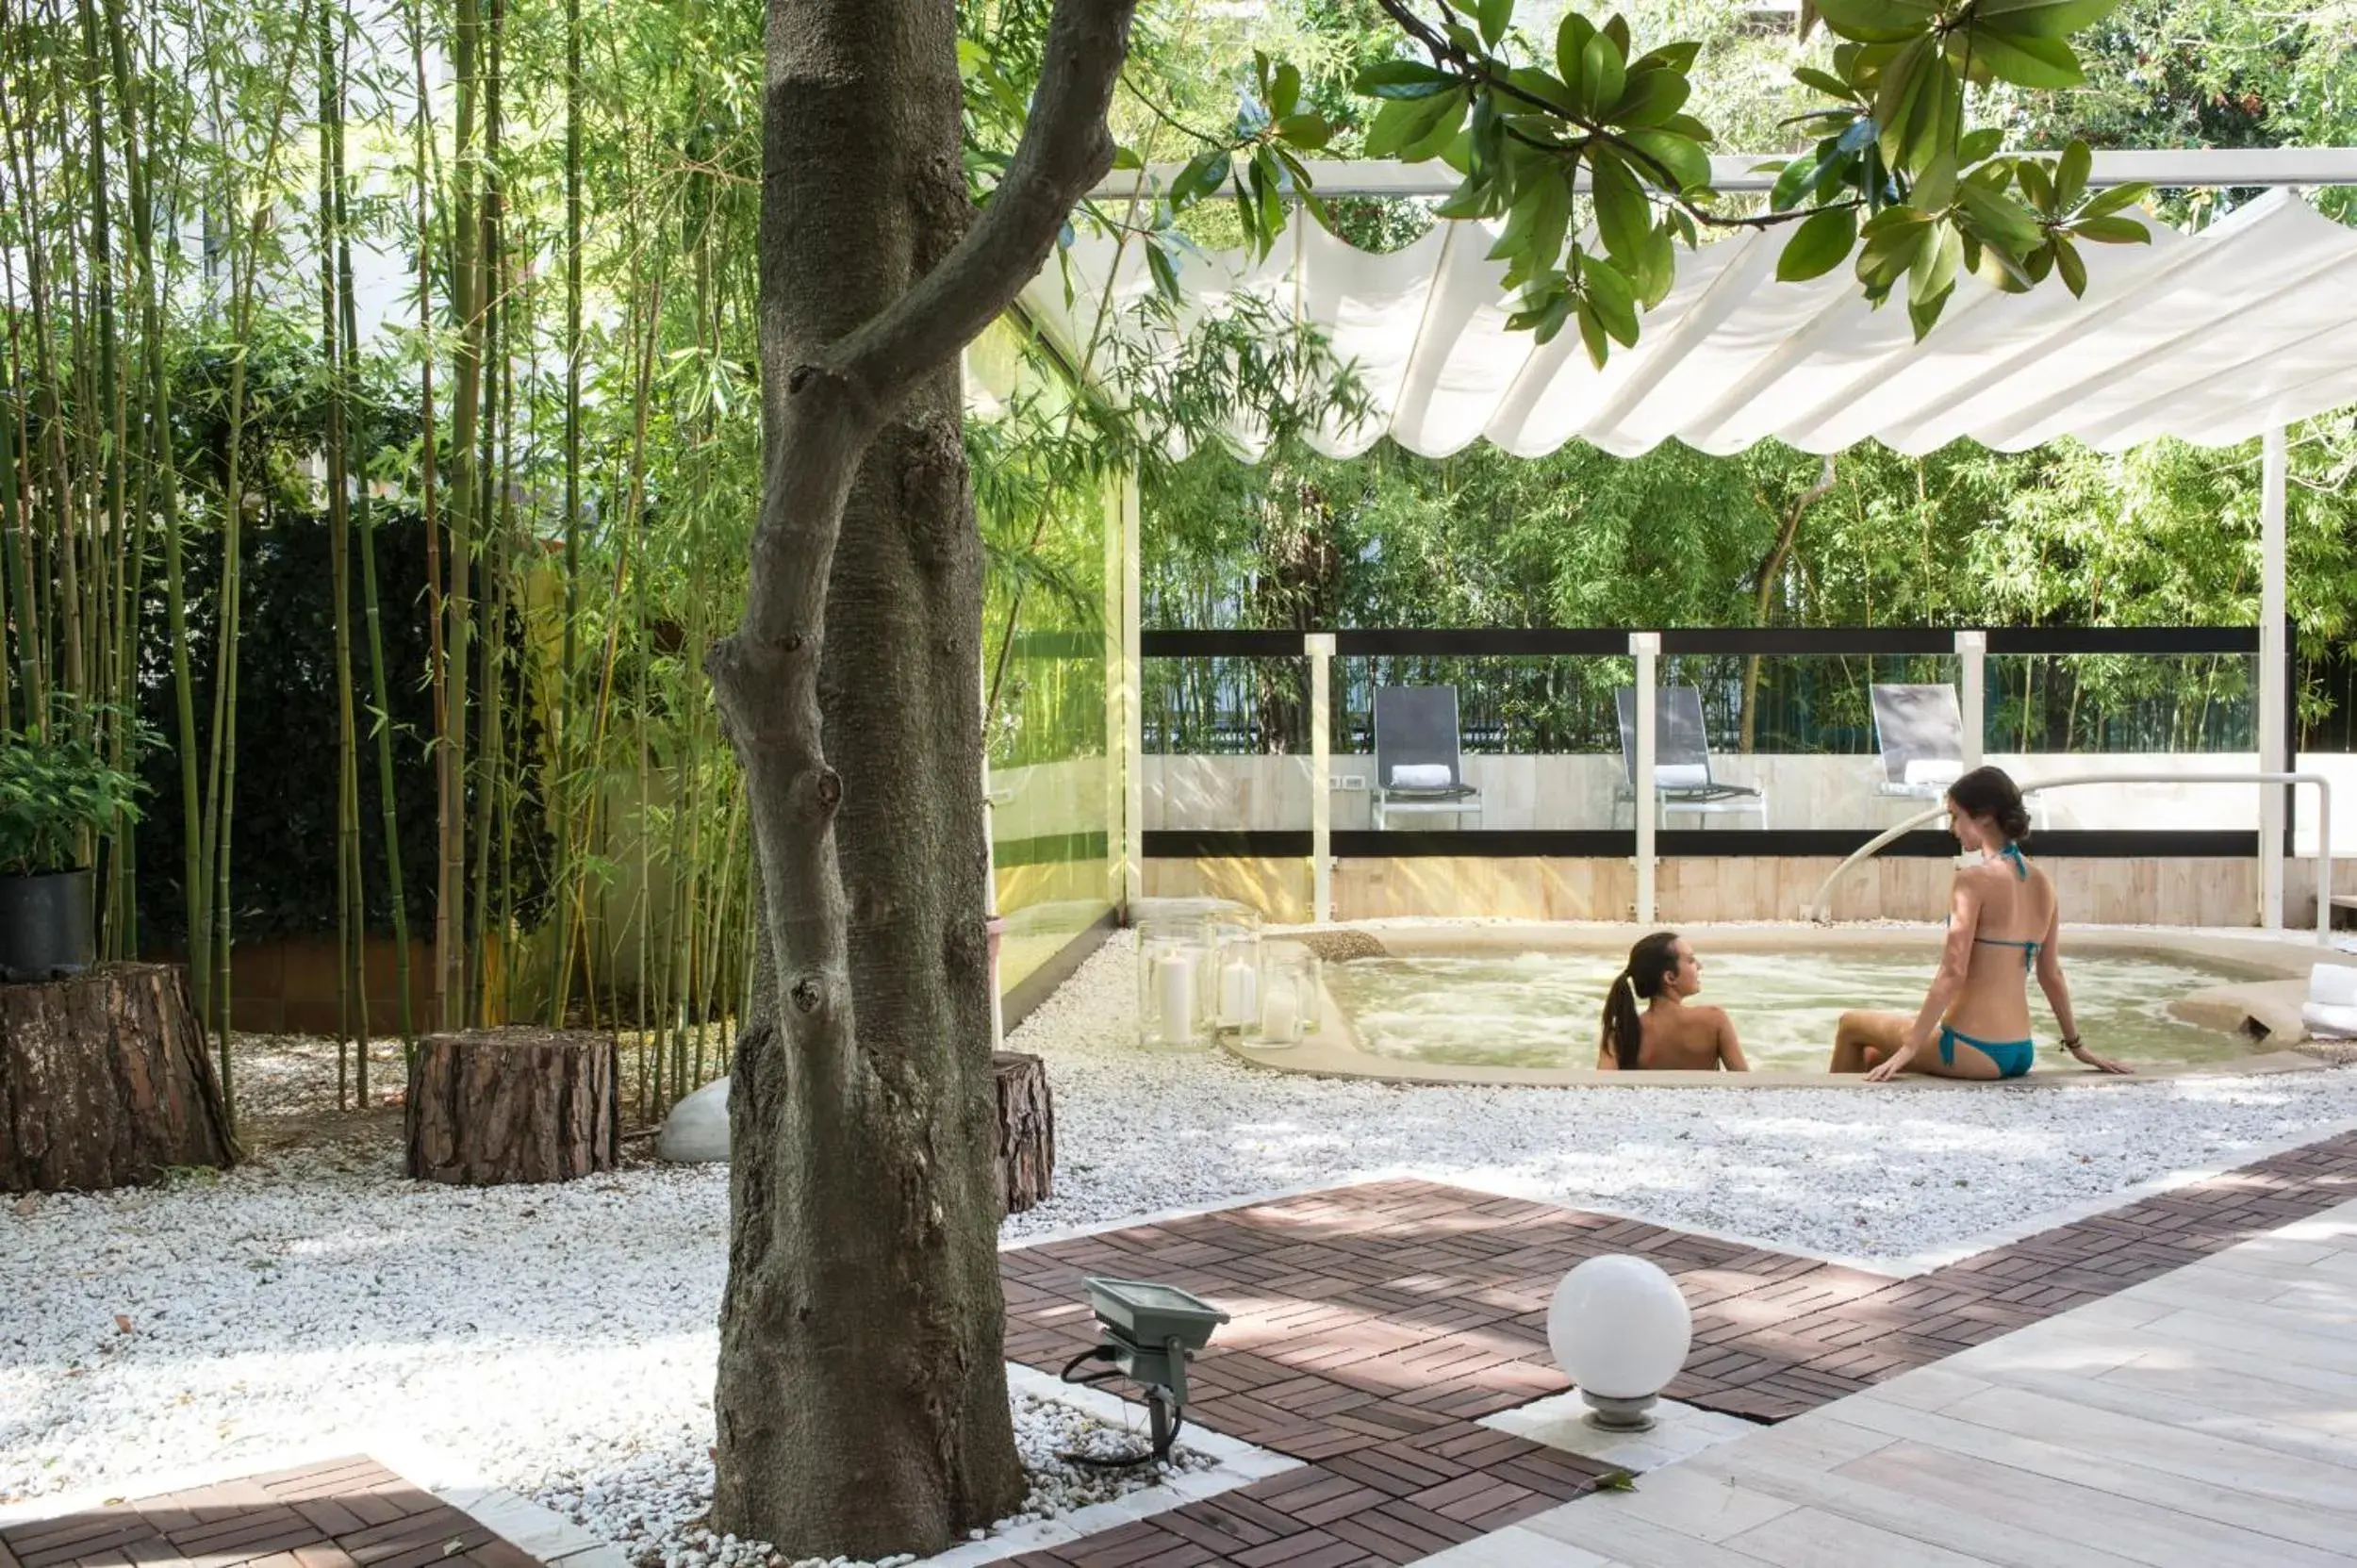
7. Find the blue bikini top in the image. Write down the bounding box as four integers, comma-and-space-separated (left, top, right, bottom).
1970, 842, 2039, 966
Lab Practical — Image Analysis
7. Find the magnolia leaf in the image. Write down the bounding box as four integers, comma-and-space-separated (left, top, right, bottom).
1621, 128, 1709, 192
1506, 65, 1581, 117
1366, 89, 1461, 158
1276, 112, 1331, 150
1909, 219, 1963, 309
1614, 68, 1690, 128
1975, 0, 2124, 39
1110, 144, 1144, 172
2053, 234, 2087, 295
2056, 140, 2092, 206
1956, 180, 2045, 248
1604, 13, 1632, 54
2078, 180, 2152, 219
2017, 158, 2056, 213
1582, 32, 1627, 122
1957, 27, 2084, 90
1793, 65, 1856, 99
1636, 40, 1702, 74
1907, 284, 1952, 339
1360, 59, 1454, 100
1555, 11, 1596, 91
1777, 205, 1859, 282
2071, 213, 2151, 244
1871, 36, 1930, 169
1404, 91, 1472, 162
1958, 126, 2004, 165
1634, 222, 1676, 305
1271, 62, 1301, 121
1476, 0, 1513, 49
1591, 151, 1651, 265
1771, 148, 1833, 211
1812, 0, 1938, 44
1576, 297, 1610, 366
1582, 254, 1642, 346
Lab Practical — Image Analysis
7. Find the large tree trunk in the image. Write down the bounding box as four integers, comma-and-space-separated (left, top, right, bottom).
703, 3, 1135, 1558
705, 2, 1134, 1552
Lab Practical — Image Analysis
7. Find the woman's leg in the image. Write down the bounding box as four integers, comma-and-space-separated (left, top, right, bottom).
1830, 1011, 1910, 1073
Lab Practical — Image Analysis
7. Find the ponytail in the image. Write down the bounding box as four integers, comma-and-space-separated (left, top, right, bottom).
1599, 931, 1682, 1070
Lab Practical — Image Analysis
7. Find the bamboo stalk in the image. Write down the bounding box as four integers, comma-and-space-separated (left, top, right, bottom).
548, 0, 585, 1027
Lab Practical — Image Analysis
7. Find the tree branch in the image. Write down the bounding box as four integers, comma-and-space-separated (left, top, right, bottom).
823, 0, 1140, 411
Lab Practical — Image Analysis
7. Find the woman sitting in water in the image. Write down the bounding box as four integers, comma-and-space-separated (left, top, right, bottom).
1832, 766, 2129, 1081
1597, 931, 1749, 1072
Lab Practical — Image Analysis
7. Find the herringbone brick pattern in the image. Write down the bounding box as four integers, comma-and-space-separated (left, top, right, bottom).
998, 1127, 2357, 1565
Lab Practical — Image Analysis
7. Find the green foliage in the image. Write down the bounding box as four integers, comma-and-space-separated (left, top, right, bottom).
1094, 0, 2147, 357
0, 717, 146, 878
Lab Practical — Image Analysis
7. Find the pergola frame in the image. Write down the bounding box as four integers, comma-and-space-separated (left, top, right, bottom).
1050, 148, 2357, 933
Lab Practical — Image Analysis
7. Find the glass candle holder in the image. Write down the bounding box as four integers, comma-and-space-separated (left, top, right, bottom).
1252, 947, 1316, 1049
1207, 910, 1263, 1032
1137, 917, 1212, 1049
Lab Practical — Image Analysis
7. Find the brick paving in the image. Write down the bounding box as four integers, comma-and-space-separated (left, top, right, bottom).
0, 1458, 539, 1568
8, 1133, 2351, 1568
999, 1127, 2357, 1566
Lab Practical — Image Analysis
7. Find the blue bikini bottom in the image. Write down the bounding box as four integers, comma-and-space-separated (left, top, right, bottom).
1939, 1024, 2034, 1080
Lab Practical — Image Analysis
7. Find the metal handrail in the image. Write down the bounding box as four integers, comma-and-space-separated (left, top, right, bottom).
1805, 771, 2334, 942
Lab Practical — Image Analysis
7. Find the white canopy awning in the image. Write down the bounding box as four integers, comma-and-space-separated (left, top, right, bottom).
1016, 187, 2357, 459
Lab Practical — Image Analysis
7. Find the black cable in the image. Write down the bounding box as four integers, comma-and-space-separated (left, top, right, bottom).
1055, 1343, 1183, 1469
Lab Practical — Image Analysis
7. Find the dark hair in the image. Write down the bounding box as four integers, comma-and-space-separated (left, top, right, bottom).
1947, 765, 2032, 844
1601, 932, 1683, 1070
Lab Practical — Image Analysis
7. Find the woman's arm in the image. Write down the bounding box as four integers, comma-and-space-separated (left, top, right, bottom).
1866, 874, 1980, 1082
2036, 900, 2131, 1074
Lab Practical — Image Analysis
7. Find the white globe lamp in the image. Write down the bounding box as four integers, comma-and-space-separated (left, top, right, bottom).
1547, 1254, 1693, 1430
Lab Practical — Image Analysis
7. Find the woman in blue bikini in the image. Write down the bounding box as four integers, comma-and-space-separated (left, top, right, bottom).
1831, 766, 2131, 1081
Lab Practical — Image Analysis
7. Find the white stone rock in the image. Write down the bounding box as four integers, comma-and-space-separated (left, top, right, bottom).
657, 1077, 731, 1164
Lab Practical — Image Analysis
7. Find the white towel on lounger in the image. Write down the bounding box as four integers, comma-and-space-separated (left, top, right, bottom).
1389, 764, 1453, 788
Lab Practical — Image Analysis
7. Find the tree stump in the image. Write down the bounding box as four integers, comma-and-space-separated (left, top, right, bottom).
992, 1050, 1053, 1216
404, 1028, 620, 1186
0, 964, 235, 1193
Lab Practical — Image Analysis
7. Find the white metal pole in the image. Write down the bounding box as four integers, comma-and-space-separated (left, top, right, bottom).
2261, 427, 2288, 929
1121, 471, 1146, 910
1633, 632, 1659, 925
1955, 630, 1986, 771
1307, 634, 1335, 923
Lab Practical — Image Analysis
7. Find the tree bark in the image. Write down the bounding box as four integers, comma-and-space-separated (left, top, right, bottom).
0, 964, 234, 1193
704, 0, 1135, 1558
991, 1050, 1054, 1215
403, 1028, 619, 1185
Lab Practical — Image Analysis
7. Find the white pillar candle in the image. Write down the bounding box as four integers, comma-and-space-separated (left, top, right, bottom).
1258, 982, 1299, 1046
1219, 956, 1257, 1027
1154, 952, 1196, 1042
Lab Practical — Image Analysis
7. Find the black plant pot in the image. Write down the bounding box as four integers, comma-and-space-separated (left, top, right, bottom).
0, 868, 96, 983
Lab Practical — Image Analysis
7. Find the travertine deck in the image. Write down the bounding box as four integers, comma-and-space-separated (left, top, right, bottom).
1436, 1197, 2357, 1566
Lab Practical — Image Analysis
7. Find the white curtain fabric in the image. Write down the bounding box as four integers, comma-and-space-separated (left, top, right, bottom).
1011, 190, 2357, 459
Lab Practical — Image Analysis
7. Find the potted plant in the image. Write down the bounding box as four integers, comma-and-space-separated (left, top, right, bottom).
0, 721, 142, 982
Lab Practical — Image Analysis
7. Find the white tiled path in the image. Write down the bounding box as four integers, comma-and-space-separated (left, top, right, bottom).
1415, 1198, 2357, 1567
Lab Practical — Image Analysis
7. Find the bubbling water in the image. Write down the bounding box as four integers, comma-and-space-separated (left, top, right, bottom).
1324, 948, 2253, 1072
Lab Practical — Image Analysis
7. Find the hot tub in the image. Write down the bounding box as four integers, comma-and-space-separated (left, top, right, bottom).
1228, 923, 2331, 1087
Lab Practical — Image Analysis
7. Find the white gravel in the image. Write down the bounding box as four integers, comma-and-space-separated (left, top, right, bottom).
6, 932, 2356, 1567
